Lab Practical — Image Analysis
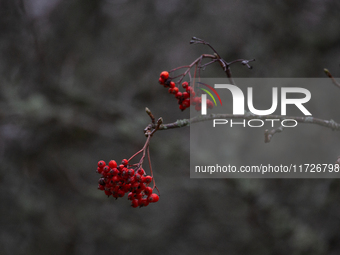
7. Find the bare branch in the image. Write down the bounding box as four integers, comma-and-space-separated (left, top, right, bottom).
324, 68, 340, 89
145, 107, 155, 124
154, 113, 340, 132
264, 126, 285, 143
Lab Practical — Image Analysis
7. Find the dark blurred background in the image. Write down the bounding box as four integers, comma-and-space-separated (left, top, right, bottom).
1, 0, 340, 254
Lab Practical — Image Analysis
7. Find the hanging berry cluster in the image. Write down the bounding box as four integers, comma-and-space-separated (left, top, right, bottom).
96, 114, 162, 208
96, 159, 159, 207
158, 71, 214, 111
157, 37, 255, 112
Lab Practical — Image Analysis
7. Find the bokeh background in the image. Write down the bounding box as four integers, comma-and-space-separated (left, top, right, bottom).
1, 0, 340, 254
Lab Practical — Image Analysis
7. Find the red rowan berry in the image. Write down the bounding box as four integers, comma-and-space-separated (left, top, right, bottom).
98, 178, 105, 186
112, 176, 119, 183
131, 199, 139, 208
160, 71, 169, 80
111, 168, 119, 176
139, 198, 149, 207
148, 193, 159, 203
135, 193, 143, 200
175, 92, 183, 99
137, 182, 147, 191
144, 186, 153, 196
131, 182, 140, 190
159, 77, 165, 84
123, 184, 131, 192
137, 168, 145, 175
182, 98, 190, 108
98, 160, 106, 168
172, 87, 179, 94
183, 92, 190, 99
104, 190, 112, 196
179, 104, 185, 111
134, 173, 142, 182
126, 177, 135, 184
207, 99, 214, 109
182, 81, 189, 89
168, 88, 174, 94
121, 159, 128, 166
128, 192, 134, 200
117, 189, 125, 197
169, 81, 176, 88
192, 96, 201, 105
109, 160, 117, 169
142, 175, 152, 184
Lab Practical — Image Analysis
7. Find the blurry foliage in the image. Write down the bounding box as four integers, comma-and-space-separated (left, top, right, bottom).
1, 0, 340, 254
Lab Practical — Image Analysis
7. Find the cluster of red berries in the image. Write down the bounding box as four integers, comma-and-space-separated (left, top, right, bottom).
158, 71, 214, 111
96, 159, 159, 208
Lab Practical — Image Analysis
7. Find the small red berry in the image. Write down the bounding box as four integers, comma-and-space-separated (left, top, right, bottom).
168, 88, 174, 94
112, 176, 119, 183
182, 81, 189, 89
98, 160, 106, 168
117, 189, 125, 197
142, 175, 152, 183
148, 193, 159, 203
128, 192, 134, 200
192, 96, 201, 105
128, 169, 135, 176
131, 182, 139, 190
160, 71, 169, 80
183, 92, 190, 99
98, 178, 105, 186
111, 168, 119, 176
104, 190, 112, 196
175, 92, 183, 99
131, 199, 139, 208
182, 98, 190, 108
144, 186, 153, 196
134, 173, 142, 181
159, 77, 165, 84
144, 176, 152, 183
137, 168, 145, 175
169, 81, 176, 88
103, 166, 110, 174
179, 104, 185, 111
172, 87, 179, 94
207, 99, 214, 109
109, 160, 117, 169
121, 159, 128, 166
139, 198, 149, 207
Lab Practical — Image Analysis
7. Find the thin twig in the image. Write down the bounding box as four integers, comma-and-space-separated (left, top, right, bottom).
264, 126, 285, 143
324, 68, 340, 89
145, 107, 155, 124
155, 113, 340, 131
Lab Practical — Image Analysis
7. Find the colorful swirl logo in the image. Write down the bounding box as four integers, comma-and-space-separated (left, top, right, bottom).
197, 82, 222, 106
